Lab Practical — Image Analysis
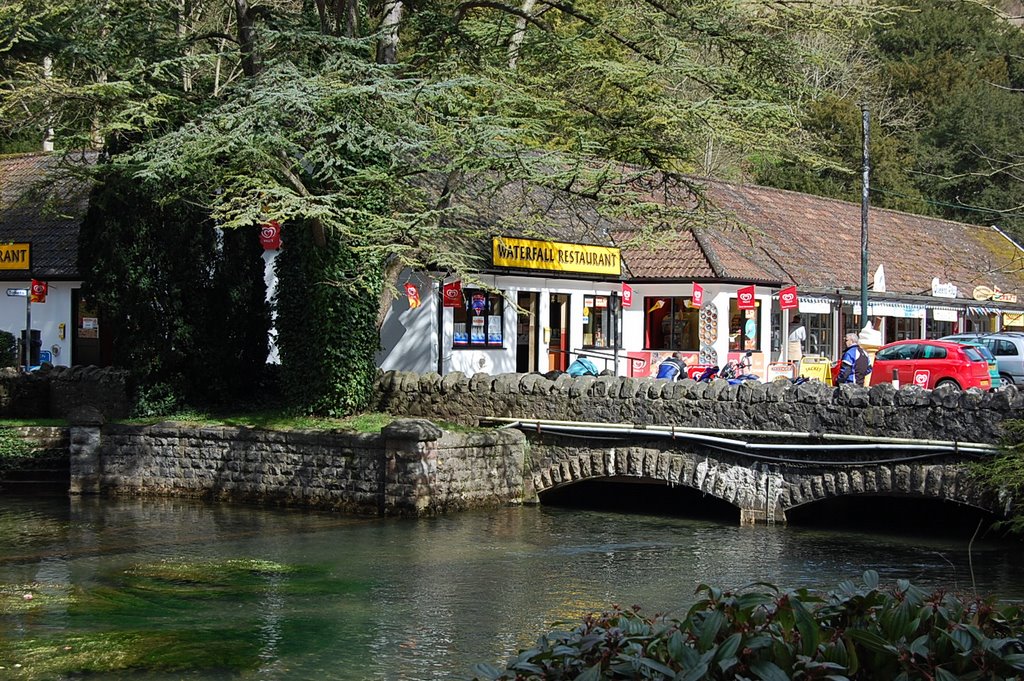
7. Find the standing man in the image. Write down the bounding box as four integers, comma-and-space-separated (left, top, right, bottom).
787, 315, 806, 362
837, 332, 870, 386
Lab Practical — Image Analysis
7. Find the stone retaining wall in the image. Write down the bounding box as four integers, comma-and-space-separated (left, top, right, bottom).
0, 366, 129, 419
69, 420, 526, 516
375, 371, 1024, 443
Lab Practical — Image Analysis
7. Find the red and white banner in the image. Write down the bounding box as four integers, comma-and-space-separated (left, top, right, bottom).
442, 279, 462, 308
404, 283, 421, 309
913, 369, 930, 389
779, 285, 799, 310
259, 220, 282, 250
737, 285, 756, 310
621, 283, 633, 308
29, 279, 47, 303
692, 282, 704, 308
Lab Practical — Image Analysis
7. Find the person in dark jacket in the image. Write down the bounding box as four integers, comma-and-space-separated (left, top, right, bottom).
837, 333, 870, 385
656, 352, 686, 380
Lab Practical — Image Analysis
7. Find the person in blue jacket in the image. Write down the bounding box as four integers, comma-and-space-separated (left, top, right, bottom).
656, 352, 686, 380
837, 333, 871, 385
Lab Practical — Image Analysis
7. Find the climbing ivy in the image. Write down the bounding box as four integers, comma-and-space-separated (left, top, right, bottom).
971, 419, 1024, 534
274, 223, 383, 416
0, 428, 39, 474
0, 331, 16, 368
78, 170, 270, 414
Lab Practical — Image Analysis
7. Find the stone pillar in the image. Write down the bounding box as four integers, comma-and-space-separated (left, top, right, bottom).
381, 419, 443, 516
67, 406, 104, 495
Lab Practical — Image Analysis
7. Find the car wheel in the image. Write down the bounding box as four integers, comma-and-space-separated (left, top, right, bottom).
935, 378, 960, 390
1000, 373, 1014, 386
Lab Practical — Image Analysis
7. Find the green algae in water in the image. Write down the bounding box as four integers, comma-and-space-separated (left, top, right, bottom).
0, 558, 376, 679
0, 583, 75, 616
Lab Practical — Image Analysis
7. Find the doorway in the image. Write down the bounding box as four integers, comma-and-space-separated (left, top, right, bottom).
72, 290, 105, 366
516, 292, 538, 373
548, 293, 571, 371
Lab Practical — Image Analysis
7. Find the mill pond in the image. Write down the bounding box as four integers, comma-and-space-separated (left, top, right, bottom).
1, 493, 1023, 680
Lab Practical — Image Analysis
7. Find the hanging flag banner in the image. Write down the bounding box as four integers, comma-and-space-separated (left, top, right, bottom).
779, 285, 799, 310
29, 279, 47, 303
737, 285, 756, 310
442, 279, 462, 307
404, 283, 421, 309
621, 283, 633, 308
259, 221, 281, 250
692, 283, 704, 308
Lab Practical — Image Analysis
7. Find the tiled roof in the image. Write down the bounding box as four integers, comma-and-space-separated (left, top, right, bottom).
0, 152, 93, 281
615, 177, 1024, 300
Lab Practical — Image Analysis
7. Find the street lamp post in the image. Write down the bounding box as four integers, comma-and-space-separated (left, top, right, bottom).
860, 104, 870, 331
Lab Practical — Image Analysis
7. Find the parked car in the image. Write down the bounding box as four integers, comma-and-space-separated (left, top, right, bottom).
868, 339, 991, 390
947, 340, 1000, 389
941, 332, 1024, 386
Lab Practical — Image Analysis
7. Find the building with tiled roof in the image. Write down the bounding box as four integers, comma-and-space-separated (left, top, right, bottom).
0, 152, 98, 367
380, 174, 1024, 380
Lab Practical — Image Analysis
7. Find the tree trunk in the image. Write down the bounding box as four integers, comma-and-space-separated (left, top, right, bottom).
343, 0, 359, 38
376, 0, 404, 64
234, 0, 259, 77
507, 0, 537, 70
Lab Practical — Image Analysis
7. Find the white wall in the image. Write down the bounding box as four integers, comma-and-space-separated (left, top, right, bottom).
0, 280, 77, 367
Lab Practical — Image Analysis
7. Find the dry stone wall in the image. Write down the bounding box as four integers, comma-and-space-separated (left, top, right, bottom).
0, 366, 129, 419
70, 420, 525, 517
375, 371, 1024, 443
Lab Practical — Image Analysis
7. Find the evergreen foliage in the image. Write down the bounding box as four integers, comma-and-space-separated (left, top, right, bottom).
473, 572, 1024, 680
78, 170, 269, 414
275, 221, 382, 415
971, 419, 1024, 535
755, 0, 1024, 240
0, 331, 16, 368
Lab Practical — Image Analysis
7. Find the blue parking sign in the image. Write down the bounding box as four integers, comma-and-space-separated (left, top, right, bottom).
38, 350, 51, 364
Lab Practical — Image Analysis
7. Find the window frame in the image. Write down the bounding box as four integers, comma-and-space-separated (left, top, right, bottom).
452, 288, 505, 350
729, 299, 761, 352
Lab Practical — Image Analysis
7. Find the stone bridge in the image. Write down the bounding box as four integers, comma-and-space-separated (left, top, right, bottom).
520, 425, 1000, 524
375, 370, 1019, 523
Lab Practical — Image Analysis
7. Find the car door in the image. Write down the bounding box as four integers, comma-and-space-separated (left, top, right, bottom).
990, 338, 1024, 384
913, 343, 943, 388
875, 343, 918, 386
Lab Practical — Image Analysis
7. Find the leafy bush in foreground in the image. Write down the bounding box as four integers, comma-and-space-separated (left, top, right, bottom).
473, 571, 1024, 680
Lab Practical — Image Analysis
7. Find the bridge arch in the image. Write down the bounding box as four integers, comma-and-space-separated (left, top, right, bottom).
526, 438, 1001, 525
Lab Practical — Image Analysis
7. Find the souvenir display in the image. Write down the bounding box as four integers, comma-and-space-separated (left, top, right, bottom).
697, 303, 719, 365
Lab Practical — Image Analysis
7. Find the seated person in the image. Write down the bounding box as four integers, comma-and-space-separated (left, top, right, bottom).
656, 352, 686, 380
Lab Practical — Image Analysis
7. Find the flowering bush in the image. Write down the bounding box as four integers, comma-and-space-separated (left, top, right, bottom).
472, 571, 1024, 680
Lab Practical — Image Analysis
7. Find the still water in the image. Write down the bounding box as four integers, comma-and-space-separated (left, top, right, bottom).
1, 494, 1023, 680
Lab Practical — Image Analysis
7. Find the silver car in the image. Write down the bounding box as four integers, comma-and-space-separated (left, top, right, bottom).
941, 332, 1024, 386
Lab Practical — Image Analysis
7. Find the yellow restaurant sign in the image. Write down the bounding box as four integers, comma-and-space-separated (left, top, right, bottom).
492, 237, 620, 276
0, 243, 30, 270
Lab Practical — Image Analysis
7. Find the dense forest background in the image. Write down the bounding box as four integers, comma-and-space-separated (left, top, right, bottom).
2, 0, 1024, 413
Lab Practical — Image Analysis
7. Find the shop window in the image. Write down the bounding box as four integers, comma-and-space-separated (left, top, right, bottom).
803, 313, 832, 357
583, 295, 613, 348
644, 297, 699, 350
884, 317, 919, 344
925, 318, 954, 339
729, 299, 760, 351
453, 289, 504, 348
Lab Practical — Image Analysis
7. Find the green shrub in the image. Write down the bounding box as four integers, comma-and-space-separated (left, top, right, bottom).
472, 571, 1024, 680
0, 330, 16, 368
971, 419, 1024, 534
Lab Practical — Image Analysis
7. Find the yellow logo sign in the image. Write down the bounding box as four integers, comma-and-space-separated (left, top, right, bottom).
0, 243, 30, 270
492, 237, 620, 276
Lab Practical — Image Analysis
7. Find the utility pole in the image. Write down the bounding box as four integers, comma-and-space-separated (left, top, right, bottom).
860, 104, 870, 330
